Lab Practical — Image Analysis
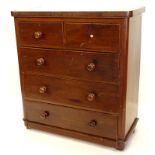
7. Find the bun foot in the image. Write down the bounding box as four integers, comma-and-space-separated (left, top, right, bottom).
24, 121, 31, 129
116, 140, 125, 150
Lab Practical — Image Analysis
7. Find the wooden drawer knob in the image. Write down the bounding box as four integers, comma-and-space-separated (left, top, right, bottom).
88, 120, 97, 127
36, 58, 45, 66
39, 86, 47, 94
87, 62, 96, 72
87, 92, 96, 102
90, 34, 94, 38
34, 31, 42, 39
40, 111, 49, 120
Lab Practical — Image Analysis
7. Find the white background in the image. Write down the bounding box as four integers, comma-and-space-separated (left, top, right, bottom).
0, 0, 154, 154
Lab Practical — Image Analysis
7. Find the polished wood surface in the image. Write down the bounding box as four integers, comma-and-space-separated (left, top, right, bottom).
12, 9, 144, 150
125, 15, 142, 135
65, 23, 120, 51
14, 17, 125, 52
22, 74, 119, 113
21, 48, 119, 83
11, 8, 145, 18
17, 21, 63, 48
24, 100, 118, 139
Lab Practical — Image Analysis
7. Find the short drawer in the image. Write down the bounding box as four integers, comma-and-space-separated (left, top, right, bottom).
16, 21, 63, 48
24, 100, 118, 139
21, 48, 119, 83
65, 23, 120, 51
22, 74, 119, 113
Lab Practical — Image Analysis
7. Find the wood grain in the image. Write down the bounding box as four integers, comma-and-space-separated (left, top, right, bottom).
125, 15, 142, 135
21, 47, 120, 83
65, 23, 120, 51
11, 8, 145, 18
22, 74, 120, 113
24, 100, 118, 139
17, 21, 63, 48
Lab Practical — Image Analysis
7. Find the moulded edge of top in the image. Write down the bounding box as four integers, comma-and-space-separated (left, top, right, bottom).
11, 7, 145, 18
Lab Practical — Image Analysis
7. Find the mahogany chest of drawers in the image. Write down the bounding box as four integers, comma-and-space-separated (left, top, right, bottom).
11, 8, 145, 150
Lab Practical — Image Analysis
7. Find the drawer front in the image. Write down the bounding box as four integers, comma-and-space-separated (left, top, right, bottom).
23, 74, 119, 113
65, 23, 120, 51
24, 100, 118, 139
16, 21, 63, 48
21, 48, 119, 83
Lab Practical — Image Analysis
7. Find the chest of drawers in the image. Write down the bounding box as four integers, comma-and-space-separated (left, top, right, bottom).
11, 8, 145, 150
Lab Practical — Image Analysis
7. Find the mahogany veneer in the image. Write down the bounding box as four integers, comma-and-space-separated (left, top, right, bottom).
11, 8, 145, 150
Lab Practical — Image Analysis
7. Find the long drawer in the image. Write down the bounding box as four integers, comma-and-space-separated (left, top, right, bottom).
24, 100, 118, 139
22, 74, 120, 113
21, 48, 119, 83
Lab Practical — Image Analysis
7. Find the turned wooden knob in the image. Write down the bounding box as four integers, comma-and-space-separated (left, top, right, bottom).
87, 62, 96, 72
90, 34, 94, 38
87, 92, 96, 102
40, 111, 49, 120
36, 58, 45, 66
34, 31, 42, 39
39, 86, 47, 94
88, 120, 97, 127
